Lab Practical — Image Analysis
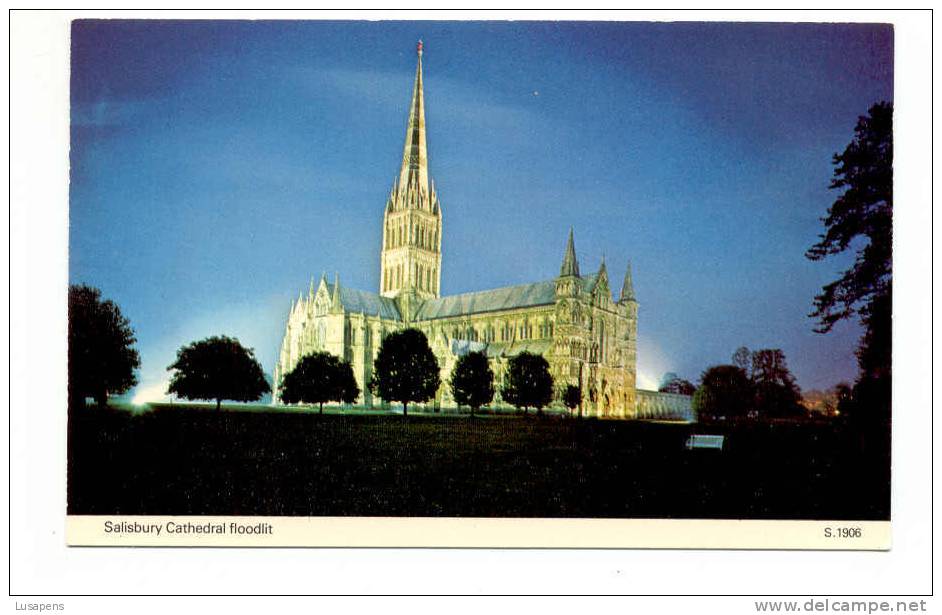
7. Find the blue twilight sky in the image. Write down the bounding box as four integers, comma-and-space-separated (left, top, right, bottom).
69, 20, 893, 399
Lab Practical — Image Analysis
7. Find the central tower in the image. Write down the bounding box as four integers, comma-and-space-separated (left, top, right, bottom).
379, 40, 443, 302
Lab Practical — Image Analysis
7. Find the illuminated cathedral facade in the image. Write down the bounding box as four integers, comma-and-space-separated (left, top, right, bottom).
273, 42, 691, 419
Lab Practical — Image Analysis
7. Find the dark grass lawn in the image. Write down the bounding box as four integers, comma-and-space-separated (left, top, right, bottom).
67, 404, 890, 519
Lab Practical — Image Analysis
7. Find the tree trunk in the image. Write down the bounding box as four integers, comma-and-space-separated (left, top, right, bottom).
470, 406, 475, 418
216, 398, 221, 411
319, 402, 324, 415
403, 402, 408, 417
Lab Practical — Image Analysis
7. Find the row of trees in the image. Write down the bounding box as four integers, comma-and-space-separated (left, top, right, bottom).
288, 327, 564, 417
68, 285, 575, 416
69, 101, 892, 427
69, 285, 274, 410
692, 347, 804, 422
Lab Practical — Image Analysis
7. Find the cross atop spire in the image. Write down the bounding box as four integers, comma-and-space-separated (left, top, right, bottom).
398, 41, 429, 195
560, 228, 580, 277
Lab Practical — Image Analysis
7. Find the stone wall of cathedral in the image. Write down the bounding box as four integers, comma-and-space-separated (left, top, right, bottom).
274, 273, 641, 419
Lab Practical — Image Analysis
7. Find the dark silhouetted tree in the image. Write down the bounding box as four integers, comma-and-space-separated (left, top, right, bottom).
449, 350, 494, 417
370, 328, 440, 416
501, 351, 554, 416
806, 102, 892, 429
692, 365, 753, 423
659, 376, 696, 396
337, 361, 360, 406
751, 348, 804, 418
563, 384, 582, 418
68, 284, 141, 409
834, 382, 855, 418
167, 336, 270, 410
280, 351, 357, 413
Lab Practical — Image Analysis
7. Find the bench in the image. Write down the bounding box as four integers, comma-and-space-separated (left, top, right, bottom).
685, 434, 725, 450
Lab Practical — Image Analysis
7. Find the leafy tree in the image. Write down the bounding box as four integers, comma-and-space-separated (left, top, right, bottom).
562, 384, 582, 418
68, 284, 141, 409
692, 365, 753, 423
750, 349, 804, 418
167, 335, 270, 410
370, 328, 440, 416
449, 350, 494, 417
806, 102, 892, 428
659, 376, 696, 396
279, 351, 358, 413
501, 351, 554, 416
337, 361, 360, 406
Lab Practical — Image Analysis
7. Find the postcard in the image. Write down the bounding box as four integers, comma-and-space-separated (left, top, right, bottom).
64, 18, 894, 549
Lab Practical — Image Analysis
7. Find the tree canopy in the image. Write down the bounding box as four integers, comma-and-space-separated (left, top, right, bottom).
167, 335, 270, 410
692, 365, 753, 422
68, 285, 141, 409
370, 328, 440, 416
337, 361, 360, 405
806, 101, 893, 430
658, 375, 696, 396
751, 348, 804, 418
562, 384, 582, 418
279, 351, 359, 413
501, 351, 554, 416
806, 101, 892, 335
449, 350, 494, 416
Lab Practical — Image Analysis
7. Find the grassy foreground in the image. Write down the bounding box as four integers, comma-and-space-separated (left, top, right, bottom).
67, 404, 889, 519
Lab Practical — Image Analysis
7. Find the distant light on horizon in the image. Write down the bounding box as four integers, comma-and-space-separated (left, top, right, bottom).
637, 371, 660, 391
132, 380, 171, 405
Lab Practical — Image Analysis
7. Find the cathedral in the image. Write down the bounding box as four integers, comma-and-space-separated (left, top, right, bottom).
273, 42, 691, 420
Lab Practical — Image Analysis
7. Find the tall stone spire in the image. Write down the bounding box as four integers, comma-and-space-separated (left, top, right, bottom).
380, 41, 443, 300
398, 39, 429, 196
620, 261, 636, 302
560, 228, 580, 277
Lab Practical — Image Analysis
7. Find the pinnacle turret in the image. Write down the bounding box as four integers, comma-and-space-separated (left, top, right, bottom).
331, 273, 342, 311
620, 261, 636, 302
560, 228, 580, 277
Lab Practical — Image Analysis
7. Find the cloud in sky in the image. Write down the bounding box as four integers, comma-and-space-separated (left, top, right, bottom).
71, 99, 155, 127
